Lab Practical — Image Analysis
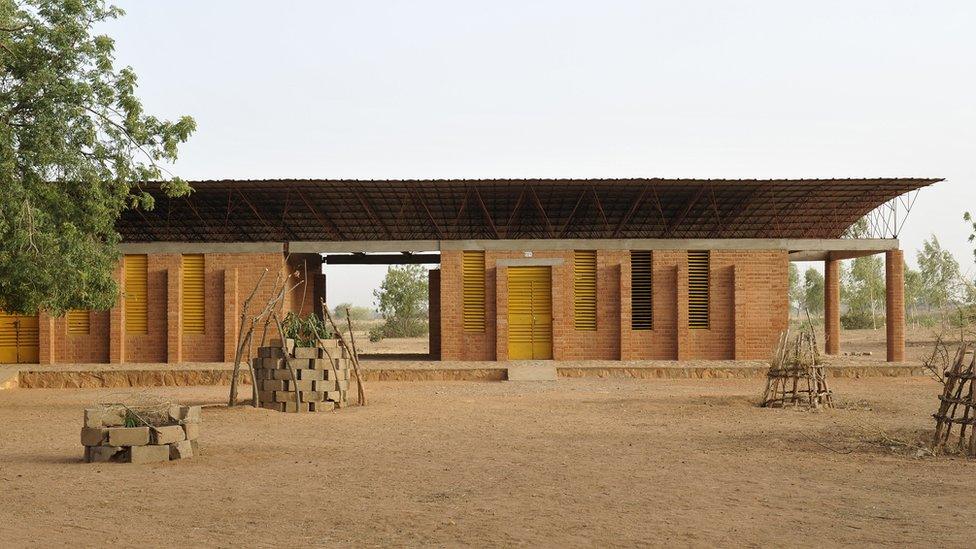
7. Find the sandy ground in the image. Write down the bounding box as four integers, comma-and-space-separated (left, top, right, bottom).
0, 377, 973, 547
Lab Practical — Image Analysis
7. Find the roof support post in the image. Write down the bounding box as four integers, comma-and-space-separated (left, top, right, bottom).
824, 257, 841, 355
886, 249, 905, 362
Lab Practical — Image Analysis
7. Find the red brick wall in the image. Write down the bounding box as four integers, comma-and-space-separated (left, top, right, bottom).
440, 248, 789, 361
44, 251, 291, 364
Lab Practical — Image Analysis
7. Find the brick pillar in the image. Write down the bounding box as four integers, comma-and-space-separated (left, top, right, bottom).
109, 262, 125, 363
38, 311, 55, 365
731, 265, 743, 360
619, 253, 632, 360
223, 268, 239, 362
824, 258, 840, 355
166, 267, 182, 363
676, 262, 689, 360
886, 249, 905, 362
494, 265, 508, 362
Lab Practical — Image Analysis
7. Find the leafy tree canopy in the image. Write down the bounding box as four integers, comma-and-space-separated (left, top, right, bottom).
372, 265, 428, 338
0, 0, 195, 315
802, 267, 824, 314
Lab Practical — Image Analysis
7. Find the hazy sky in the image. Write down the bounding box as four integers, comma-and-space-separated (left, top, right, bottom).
107, 1, 975, 307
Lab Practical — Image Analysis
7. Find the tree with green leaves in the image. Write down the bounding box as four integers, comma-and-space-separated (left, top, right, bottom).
372, 265, 429, 338
904, 262, 924, 329
841, 256, 885, 329
802, 267, 824, 315
0, 1, 195, 315
916, 234, 962, 311
788, 263, 801, 316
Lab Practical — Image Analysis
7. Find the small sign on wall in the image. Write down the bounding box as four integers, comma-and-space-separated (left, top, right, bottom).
523, 251, 533, 258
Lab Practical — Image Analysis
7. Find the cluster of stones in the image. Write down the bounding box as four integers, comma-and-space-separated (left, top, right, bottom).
81, 405, 201, 463
253, 338, 351, 412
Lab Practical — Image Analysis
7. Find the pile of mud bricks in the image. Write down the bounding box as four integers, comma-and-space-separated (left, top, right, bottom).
81, 405, 201, 463
253, 338, 351, 412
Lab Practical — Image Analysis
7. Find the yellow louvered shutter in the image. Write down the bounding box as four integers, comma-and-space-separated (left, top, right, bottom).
631, 251, 653, 330
462, 251, 486, 332
182, 254, 205, 334
574, 250, 597, 330
0, 312, 39, 363
67, 310, 90, 335
688, 250, 709, 329
124, 254, 148, 334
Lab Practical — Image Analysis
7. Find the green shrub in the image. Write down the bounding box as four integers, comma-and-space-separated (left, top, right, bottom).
840, 310, 878, 330
367, 328, 384, 343
281, 312, 332, 347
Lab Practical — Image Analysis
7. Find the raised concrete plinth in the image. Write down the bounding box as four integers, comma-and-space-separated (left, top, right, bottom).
507, 363, 558, 381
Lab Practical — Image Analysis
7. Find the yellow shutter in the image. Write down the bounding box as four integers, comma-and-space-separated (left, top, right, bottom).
574, 250, 597, 330
67, 310, 90, 335
688, 250, 709, 329
182, 254, 205, 334
124, 254, 148, 335
0, 312, 39, 363
462, 251, 485, 332
631, 251, 653, 330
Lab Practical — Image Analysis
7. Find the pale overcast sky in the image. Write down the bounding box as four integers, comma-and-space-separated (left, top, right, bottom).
108, 1, 975, 307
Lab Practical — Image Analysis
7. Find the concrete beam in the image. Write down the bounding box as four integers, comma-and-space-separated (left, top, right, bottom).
119, 242, 284, 254
291, 238, 899, 254
789, 249, 890, 261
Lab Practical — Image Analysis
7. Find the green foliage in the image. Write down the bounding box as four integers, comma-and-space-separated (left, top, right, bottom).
840, 309, 879, 330
367, 327, 383, 343
802, 268, 824, 314
916, 234, 963, 310
334, 302, 373, 321
841, 256, 884, 329
373, 265, 429, 338
281, 312, 332, 348
788, 263, 801, 314
0, 1, 195, 315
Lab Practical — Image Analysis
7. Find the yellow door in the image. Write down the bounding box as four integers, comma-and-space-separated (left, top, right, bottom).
0, 312, 39, 364
507, 266, 553, 360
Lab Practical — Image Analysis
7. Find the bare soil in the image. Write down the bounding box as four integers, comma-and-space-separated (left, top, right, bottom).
0, 377, 973, 547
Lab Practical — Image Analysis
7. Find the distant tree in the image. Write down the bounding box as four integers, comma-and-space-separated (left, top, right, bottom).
843, 217, 871, 239
372, 265, 429, 337
916, 235, 963, 311
334, 303, 372, 321
904, 263, 924, 329
802, 268, 824, 315
842, 256, 884, 329
788, 263, 801, 315
0, 1, 195, 315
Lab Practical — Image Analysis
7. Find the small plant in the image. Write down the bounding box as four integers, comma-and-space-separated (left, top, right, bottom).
368, 328, 384, 343
281, 312, 333, 347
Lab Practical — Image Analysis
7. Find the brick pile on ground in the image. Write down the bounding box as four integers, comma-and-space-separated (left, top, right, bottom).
81, 404, 201, 463
253, 338, 351, 412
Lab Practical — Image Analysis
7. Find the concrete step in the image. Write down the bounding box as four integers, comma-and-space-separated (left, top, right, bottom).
507, 363, 558, 381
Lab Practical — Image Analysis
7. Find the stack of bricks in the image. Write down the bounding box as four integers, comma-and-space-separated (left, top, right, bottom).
81, 405, 202, 463
253, 338, 351, 412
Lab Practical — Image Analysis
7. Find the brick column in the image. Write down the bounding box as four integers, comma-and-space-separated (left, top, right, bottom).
675, 262, 689, 360
731, 265, 744, 360
166, 267, 182, 363
109, 262, 125, 363
428, 269, 441, 360
886, 249, 905, 362
223, 268, 238, 362
824, 258, 840, 355
38, 311, 55, 365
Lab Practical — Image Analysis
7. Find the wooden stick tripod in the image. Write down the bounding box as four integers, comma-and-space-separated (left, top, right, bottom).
761, 328, 833, 409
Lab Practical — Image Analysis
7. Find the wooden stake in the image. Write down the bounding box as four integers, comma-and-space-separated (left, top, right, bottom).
322, 300, 366, 406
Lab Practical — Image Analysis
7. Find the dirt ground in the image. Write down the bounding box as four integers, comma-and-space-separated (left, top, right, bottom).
1, 377, 973, 547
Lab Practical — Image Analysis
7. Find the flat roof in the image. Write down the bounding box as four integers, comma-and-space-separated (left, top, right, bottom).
118, 177, 940, 243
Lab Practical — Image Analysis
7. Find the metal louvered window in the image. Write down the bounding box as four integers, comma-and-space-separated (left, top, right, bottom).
574, 251, 597, 330
124, 254, 148, 334
182, 254, 205, 334
631, 251, 653, 330
462, 251, 485, 332
67, 310, 90, 335
688, 250, 709, 329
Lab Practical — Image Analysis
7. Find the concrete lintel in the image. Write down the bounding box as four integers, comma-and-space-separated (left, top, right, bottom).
119, 242, 284, 254
289, 238, 900, 254
496, 258, 564, 267
789, 249, 889, 262
289, 240, 439, 253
